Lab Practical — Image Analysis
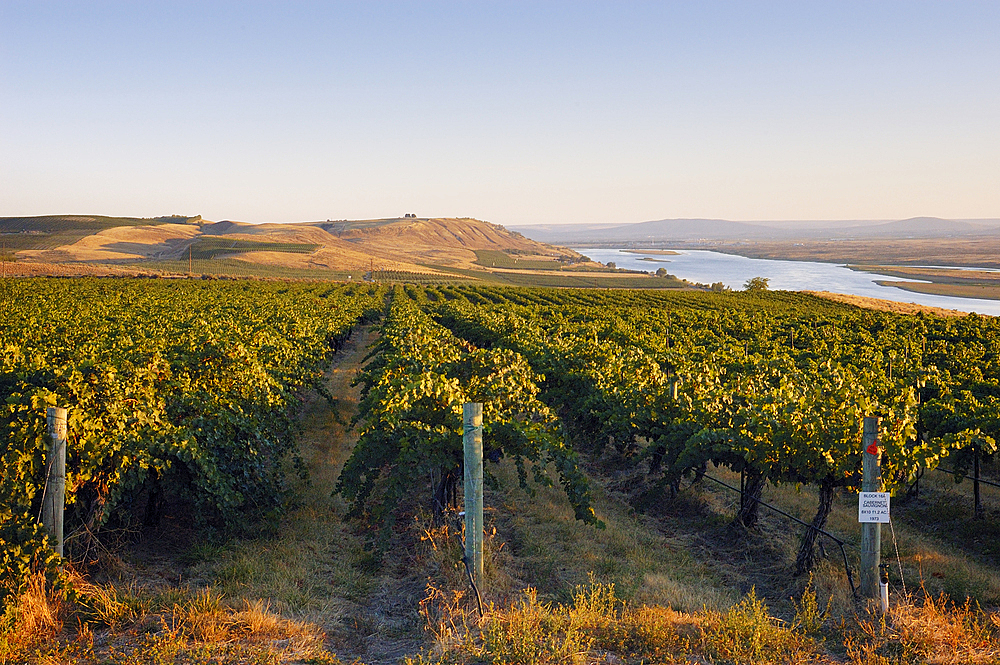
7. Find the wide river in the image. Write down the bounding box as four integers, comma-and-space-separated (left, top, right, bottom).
574, 248, 1000, 316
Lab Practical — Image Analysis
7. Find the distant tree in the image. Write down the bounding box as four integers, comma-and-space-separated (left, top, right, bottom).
656, 267, 668, 277
710, 282, 729, 292
743, 276, 769, 292
606, 262, 616, 270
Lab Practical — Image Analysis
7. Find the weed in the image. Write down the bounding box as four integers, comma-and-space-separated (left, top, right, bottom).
793, 574, 832, 636
0, 572, 64, 658
846, 591, 1000, 665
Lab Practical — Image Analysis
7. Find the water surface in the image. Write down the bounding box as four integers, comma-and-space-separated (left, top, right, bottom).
574, 248, 1000, 316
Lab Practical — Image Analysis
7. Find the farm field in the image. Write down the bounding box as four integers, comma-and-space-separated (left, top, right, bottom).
4, 279, 1000, 663
639, 236, 1000, 270
845, 265, 1000, 301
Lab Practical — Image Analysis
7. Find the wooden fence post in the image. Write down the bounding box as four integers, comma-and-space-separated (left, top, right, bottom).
43, 407, 68, 557
463, 402, 484, 586
860, 416, 881, 600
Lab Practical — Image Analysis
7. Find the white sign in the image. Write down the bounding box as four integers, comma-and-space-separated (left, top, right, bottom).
858, 492, 890, 523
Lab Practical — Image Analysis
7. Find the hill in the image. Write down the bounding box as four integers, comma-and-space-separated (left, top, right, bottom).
0, 215, 201, 254
1, 215, 593, 280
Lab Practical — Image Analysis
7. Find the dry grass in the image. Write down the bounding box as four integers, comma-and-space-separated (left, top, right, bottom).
8, 215, 571, 276
485, 458, 735, 612
407, 572, 1000, 665
0, 572, 66, 656
406, 578, 830, 664
0, 575, 339, 665
804, 291, 968, 317
9, 319, 1000, 664
846, 592, 1000, 664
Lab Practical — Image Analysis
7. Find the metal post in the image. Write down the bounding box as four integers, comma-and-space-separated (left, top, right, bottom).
974, 444, 983, 519
463, 402, 484, 585
43, 407, 68, 557
860, 416, 881, 600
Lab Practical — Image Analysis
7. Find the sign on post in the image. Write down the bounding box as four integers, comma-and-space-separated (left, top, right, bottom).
858, 491, 890, 523
860, 416, 882, 599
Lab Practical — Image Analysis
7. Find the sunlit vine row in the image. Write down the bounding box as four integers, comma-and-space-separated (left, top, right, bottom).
0, 278, 385, 606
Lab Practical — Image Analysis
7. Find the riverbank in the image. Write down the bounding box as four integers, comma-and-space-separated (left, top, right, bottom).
803, 291, 969, 317
590, 236, 1000, 270
846, 265, 1000, 302
573, 248, 1000, 315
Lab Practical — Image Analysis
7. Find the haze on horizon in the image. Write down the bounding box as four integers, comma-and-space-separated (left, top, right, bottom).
2, 1, 998, 227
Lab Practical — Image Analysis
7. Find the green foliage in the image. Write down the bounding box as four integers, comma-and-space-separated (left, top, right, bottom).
186, 237, 320, 260
473, 250, 563, 270
744, 276, 770, 291
411, 285, 994, 568
0, 215, 194, 234
0, 278, 385, 609
702, 590, 813, 663
792, 575, 830, 635
336, 289, 601, 545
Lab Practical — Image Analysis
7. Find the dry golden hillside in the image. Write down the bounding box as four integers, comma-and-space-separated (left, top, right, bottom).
20, 224, 201, 263
317, 217, 578, 266
6, 215, 583, 277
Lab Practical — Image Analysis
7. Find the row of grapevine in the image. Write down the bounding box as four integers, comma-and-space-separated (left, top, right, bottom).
415, 285, 994, 572
336, 287, 601, 547
0, 278, 385, 608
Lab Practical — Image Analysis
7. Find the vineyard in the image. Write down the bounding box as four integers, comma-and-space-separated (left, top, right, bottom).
0, 279, 386, 609
4, 278, 1000, 663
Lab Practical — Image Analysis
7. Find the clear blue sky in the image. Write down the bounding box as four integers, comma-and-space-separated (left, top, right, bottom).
2, 1, 998, 225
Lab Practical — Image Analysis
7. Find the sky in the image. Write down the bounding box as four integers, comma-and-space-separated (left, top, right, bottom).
2, 1, 998, 226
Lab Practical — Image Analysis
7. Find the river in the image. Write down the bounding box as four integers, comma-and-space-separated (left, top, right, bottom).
573, 248, 1000, 316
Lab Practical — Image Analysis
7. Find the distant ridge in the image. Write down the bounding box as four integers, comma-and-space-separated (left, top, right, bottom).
509, 217, 1000, 244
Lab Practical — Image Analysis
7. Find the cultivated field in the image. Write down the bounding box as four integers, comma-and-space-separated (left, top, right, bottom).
4, 280, 1000, 663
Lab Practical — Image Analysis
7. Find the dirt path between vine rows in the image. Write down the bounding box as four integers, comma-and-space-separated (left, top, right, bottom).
296, 324, 374, 509
291, 324, 429, 664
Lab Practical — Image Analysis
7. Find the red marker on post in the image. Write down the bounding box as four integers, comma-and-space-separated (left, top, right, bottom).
866, 442, 879, 455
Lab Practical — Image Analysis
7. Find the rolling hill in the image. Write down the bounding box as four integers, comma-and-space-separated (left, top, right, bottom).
1, 215, 587, 278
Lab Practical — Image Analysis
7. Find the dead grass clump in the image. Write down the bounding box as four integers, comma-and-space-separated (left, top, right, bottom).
1, 579, 341, 665
698, 590, 820, 664
846, 593, 1000, 664
408, 579, 826, 664
175, 586, 230, 643
417, 521, 472, 594
68, 572, 148, 631
0, 572, 66, 657
418, 582, 476, 657
155, 587, 330, 659
416, 514, 521, 608
478, 587, 594, 664
567, 580, 691, 662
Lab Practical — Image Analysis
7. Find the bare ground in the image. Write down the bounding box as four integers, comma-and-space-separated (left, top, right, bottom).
291, 325, 429, 663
